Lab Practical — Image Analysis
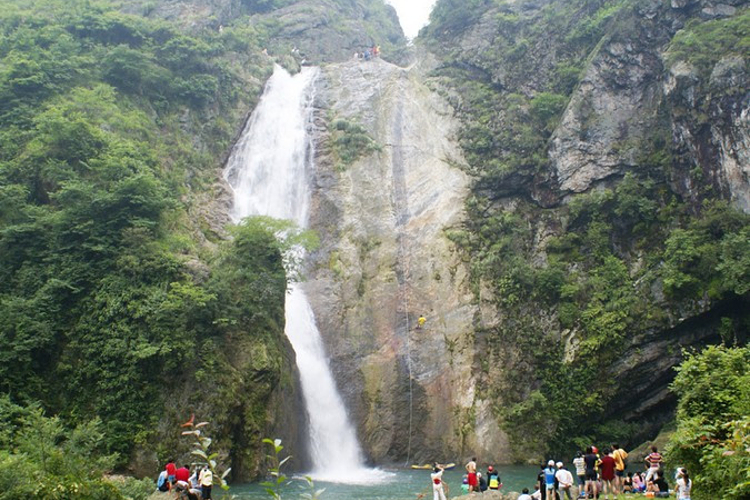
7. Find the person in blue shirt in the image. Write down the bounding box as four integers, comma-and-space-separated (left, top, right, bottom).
156, 470, 170, 492
544, 460, 557, 499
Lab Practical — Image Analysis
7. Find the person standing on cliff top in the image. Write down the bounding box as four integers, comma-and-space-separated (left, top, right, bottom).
417, 314, 426, 329
466, 457, 478, 492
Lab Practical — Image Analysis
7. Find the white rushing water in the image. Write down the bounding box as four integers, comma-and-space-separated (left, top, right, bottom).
224, 65, 388, 484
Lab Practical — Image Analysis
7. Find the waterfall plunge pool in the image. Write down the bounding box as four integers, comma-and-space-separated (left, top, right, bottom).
229, 465, 540, 499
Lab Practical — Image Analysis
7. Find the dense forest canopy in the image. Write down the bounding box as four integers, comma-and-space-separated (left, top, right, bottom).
0, 0, 292, 476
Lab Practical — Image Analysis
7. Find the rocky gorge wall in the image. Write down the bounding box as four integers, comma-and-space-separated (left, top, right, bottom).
411, 0, 749, 460
151, 0, 749, 470
117, 0, 409, 478
299, 57, 514, 463
122, 0, 405, 64
252, 0, 750, 466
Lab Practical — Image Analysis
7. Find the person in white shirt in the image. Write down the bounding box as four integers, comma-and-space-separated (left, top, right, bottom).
518, 487, 533, 500
572, 452, 586, 497
675, 467, 692, 500
430, 465, 447, 500
556, 462, 575, 500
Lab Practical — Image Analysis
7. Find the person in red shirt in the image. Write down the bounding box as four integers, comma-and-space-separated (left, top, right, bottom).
165, 459, 177, 484
175, 465, 190, 483
599, 448, 616, 500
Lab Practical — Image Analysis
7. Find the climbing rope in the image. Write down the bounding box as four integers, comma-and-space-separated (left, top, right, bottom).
373, 70, 415, 468
402, 231, 414, 468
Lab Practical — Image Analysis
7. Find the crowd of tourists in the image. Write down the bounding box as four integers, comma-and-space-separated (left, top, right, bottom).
155, 459, 213, 500
513, 445, 691, 500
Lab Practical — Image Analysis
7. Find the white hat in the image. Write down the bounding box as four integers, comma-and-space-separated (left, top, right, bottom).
548, 460, 555, 466
556, 462, 563, 468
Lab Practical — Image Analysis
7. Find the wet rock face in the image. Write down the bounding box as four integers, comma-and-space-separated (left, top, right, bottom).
550, 36, 664, 194
666, 56, 750, 211
302, 57, 511, 464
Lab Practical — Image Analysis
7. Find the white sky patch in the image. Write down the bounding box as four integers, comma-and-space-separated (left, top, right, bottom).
385, 0, 437, 39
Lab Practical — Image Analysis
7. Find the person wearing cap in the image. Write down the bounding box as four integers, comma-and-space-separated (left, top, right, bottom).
487, 465, 501, 490
478, 471, 488, 492
555, 462, 574, 500
544, 460, 557, 499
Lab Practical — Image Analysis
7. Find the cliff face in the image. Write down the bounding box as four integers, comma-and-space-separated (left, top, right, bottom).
407, 0, 750, 460
202, 0, 750, 466
301, 57, 509, 463
123, 0, 406, 64
154, 0, 747, 467
549, 0, 750, 204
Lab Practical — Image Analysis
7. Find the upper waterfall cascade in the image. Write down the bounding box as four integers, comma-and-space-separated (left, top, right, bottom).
223, 65, 386, 484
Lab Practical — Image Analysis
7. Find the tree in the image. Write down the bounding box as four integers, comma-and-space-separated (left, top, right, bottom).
666, 345, 750, 499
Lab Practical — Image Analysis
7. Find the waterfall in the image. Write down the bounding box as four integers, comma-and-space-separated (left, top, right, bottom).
224, 65, 386, 484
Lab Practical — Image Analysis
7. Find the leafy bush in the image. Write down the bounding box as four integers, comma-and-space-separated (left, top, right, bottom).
666, 346, 750, 499
0, 396, 126, 500
329, 119, 380, 167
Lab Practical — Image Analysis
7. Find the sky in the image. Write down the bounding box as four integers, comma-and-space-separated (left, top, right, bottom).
385, 0, 437, 39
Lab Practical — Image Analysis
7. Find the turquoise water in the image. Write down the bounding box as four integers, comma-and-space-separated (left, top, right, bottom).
226, 466, 539, 499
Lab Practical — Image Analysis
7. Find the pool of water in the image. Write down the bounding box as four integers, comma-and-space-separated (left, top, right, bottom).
226, 465, 540, 499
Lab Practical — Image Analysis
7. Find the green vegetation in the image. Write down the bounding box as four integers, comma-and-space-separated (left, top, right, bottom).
0, 0, 296, 477
0, 396, 154, 499
329, 118, 381, 168
181, 418, 232, 493
261, 438, 324, 500
425, 0, 750, 461
666, 346, 750, 499
667, 8, 750, 78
